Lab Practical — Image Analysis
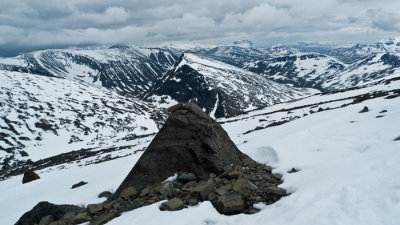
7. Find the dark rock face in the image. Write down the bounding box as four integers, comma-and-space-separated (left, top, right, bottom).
114, 102, 249, 196
22, 169, 40, 184
15, 201, 82, 225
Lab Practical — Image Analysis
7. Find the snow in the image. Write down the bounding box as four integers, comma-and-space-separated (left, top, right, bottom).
1, 76, 399, 225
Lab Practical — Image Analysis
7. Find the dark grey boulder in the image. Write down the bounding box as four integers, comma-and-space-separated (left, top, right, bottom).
359, 106, 369, 113
114, 102, 250, 197
15, 201, 82, 225
219, 192, 244, 214
22, 169, 40, 184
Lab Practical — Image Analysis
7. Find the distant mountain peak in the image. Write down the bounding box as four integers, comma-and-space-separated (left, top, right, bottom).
232, 40, 253, 48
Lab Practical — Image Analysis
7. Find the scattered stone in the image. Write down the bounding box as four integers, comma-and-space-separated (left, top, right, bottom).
266, 187, 287, 196
159, 198, 185, 211
209, 173, 217, 179
394, 136, 400, 141
288, 168, 299, 173
15, 201, 82, 225
120, 187, 138, 200
228, 171, 240, 179
71, 181, 87, 189
192, 180, 215, 200
177, 172, 197, 182
72, 211, 92, 224
140, 186, 152, 197
359, 106, 369, 113
90, 211, 119, 225
22, 169, 40, 184
219, 192, 244, 214
160, 182, 177, 197
98, 191, 113, 199
87, 203, 103, 214
376, 115, 384, 118
60, 211, 75, 223
379, 110, 387, 113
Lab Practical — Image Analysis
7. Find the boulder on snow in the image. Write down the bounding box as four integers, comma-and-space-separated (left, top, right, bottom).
15, 201, 82, 225
159, 198, 185, 211
22, 169, 40, 184
359, 106, 369, 113
114, 102, 251, 197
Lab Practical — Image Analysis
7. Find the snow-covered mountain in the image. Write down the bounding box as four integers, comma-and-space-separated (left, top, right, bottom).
143, 53, 319, 118
0, 70, 167, 178
0, 45, 177, 96
1, 70, 399, 225
186, 39, 400, 92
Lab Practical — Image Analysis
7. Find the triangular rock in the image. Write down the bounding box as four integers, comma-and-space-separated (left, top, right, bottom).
114, 102, 251, 196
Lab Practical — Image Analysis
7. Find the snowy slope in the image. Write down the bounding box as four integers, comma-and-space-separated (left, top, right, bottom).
0, 70, 167, 178
0, 45, 177, 96
0, 74, 399, 225
144, 53, 319, 118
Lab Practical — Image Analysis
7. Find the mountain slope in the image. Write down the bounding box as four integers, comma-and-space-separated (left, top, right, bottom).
144, 53, 319, 118
0, 70, 167, 175
0, 46, 177, 96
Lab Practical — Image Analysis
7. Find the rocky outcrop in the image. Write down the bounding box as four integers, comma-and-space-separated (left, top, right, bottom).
114, 102, 250, 196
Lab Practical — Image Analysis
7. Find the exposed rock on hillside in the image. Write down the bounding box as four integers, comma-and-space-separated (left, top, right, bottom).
114, 102, 250, 195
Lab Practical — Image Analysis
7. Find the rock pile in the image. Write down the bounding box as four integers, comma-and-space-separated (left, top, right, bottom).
16, 102, 287, 225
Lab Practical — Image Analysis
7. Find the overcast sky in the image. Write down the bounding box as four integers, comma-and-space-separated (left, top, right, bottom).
1, 0, 399, 56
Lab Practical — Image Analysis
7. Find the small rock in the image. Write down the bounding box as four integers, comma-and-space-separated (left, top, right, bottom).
232, 178, 248, 192
90, 212, 119, 225
98, 191, 112, 199
120, 186, 138, 200
182, 181, 197, 191
266, 187, 287, 196
103, 201, 116, 210
220, 192, 244, 214
72, 211, 92, 224
288, 168, 299, 173
61, 211, 75, 223
87, 203, 103, 214
160, 182, 177, 197
379, 110, 387, 113
188, 198, 199, 206
223, 165, 233, 172
140, 186, 152, 196
228, 171, 240, 179
177, 172, 197, 182
192, 180, 215, 200
71, 181, 87, 189
22, 169, 40, 184
394, 136, 400, 141
159, 198, 185, 211
359, 106, 369, 113
376, 115, 384, 118
209, 173, 217, 179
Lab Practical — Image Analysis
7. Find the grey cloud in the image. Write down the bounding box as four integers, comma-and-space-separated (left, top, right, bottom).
0, 0, 399, 56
